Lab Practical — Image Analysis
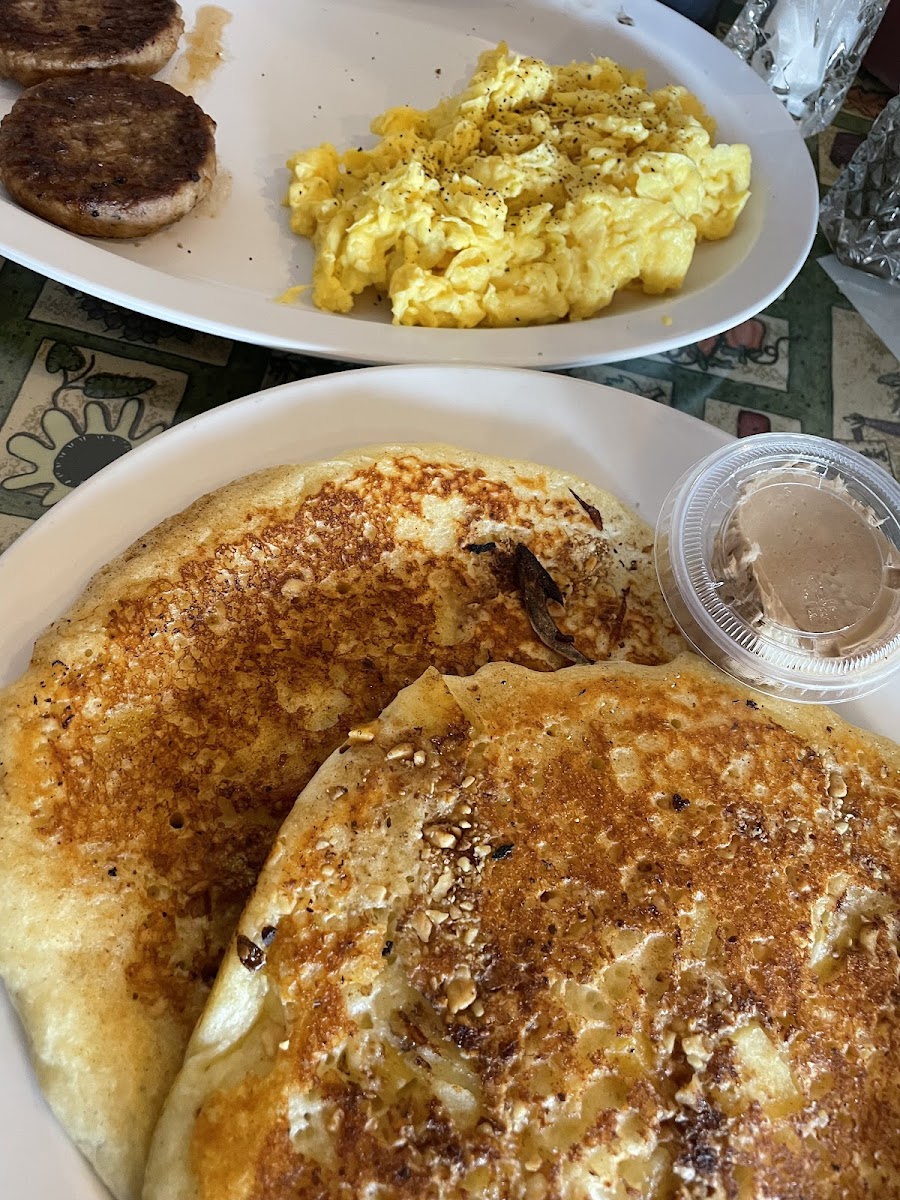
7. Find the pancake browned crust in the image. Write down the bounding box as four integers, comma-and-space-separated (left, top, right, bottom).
0, 0, 184, 86
0, 74, 216, 238
0, 445, 683, 1199
146, 655, 900, 1200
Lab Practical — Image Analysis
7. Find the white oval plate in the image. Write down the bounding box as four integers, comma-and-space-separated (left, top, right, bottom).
0, 365, 893, 1200
0, 0, 817, 368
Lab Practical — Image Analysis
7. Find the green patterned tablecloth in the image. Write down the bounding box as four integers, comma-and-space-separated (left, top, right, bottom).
0, 67, 897, 555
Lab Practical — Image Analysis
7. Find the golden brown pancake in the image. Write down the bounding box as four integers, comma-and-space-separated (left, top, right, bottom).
145, 655, 900, 1200
0, 444, 683, 1199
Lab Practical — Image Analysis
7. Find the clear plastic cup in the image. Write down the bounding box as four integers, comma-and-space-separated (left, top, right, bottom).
655, 433, 900, 703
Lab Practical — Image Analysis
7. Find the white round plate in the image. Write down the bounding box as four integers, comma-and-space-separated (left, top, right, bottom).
0, 0, 817, 368
0, 366, 893, 1200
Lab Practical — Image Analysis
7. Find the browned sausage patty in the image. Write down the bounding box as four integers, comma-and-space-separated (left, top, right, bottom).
0, 74, 216, 237
0, 0, 184, 85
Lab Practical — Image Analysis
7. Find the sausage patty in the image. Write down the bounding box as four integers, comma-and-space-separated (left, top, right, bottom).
0, 0, 184, 86
0, 73, 217, 238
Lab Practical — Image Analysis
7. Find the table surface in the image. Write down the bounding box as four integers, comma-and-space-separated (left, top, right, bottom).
0, 50, 897, 556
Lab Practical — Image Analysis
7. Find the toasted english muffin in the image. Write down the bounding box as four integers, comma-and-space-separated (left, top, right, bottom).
0, 0, 183, 86
147, 655, 900, 1200
0, 444, 683, 1199
0, 73, 216, 238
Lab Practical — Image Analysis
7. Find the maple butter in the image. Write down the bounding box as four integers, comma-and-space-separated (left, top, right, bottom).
717, 471, 900, 656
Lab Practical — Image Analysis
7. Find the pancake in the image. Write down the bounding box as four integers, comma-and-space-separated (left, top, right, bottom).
0, 444, 683, 1199
145, 654, 900, 1200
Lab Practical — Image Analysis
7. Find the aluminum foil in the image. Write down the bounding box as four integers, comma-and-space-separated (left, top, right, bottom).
820, 95, 900, 285
725, 0, 890, 138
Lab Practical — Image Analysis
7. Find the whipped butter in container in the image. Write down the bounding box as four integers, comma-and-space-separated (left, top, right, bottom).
655, 433, 900, 702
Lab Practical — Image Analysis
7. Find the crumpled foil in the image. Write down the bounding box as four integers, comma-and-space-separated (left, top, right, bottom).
725, 0, 890, 138
820, 95, 900, 285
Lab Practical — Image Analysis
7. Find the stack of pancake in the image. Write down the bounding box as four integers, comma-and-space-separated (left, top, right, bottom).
0, 445, 897, 1200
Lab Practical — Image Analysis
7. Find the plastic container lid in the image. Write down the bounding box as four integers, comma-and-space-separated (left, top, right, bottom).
655, 433, 900, 703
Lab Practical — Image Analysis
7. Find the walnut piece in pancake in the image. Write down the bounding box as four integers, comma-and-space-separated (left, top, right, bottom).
0, 444, 683, 1199
146, 655, 900, 1200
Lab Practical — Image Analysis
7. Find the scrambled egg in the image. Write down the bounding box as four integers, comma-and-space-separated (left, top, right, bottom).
286, 43, 751, 328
